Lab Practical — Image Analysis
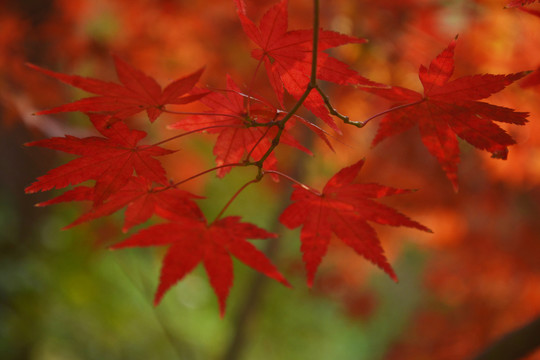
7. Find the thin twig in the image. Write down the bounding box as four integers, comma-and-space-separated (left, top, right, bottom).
151, 124, 243, 147
359, 99, 425, 127
165, 163, 246, 189
315, 84, 352, 124
212, 179, 260, 222
263, 169, 321, 196
251, 0, 320, 171
162, 109, 243, 119
310, 0, 320, 84
253, 86, 312, 171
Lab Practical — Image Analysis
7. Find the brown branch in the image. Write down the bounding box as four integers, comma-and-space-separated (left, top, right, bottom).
471, 314, 540, 360
221, 3, 321, 358
221, 5, 321, 359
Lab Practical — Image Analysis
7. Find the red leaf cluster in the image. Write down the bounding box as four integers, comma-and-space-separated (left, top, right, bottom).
22, 0, 534, 321
235, 0, 379, 132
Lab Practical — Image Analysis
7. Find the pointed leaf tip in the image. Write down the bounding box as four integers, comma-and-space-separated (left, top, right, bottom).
26, 56, 203, 122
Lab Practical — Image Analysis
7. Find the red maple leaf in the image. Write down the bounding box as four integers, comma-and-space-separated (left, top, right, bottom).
110, 216, 291, 316
364, 38, 529, 190
235, 0, 378, 133
169, 75, 329, 177
505, 0, 538, 7
279, 159, 431, 287
28, 57, 204, 122
41, 177, 204, 232
25, 114, 173, 204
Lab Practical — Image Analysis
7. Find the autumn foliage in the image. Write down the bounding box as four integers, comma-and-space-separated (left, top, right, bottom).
5, 0, 540, 358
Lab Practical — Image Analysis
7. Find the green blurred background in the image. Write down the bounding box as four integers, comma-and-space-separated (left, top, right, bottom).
0, 124, 427, 359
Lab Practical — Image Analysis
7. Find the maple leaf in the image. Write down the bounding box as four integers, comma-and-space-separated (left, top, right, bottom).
170, 75, 329, 177
364, 38, 530, 190
235, 0, 378, 133
28, 57, 205, 122
42, 177, 204, 232
279, 159, 431, 287
505, 0, 538, 8
110, 216, 291, 316
25, 114, 173, 204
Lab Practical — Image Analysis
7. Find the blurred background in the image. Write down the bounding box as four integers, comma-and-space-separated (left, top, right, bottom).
1, 0, 540, 359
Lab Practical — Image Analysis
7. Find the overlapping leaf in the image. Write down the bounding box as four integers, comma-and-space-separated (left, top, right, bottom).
40, 177, 203, 232
364, 39, 529, 190
280, 159, 431, 286
170, 75, 330, 177
111, 216, 291, 316
28, 57, 204, 122
235, 0, 378, 132
25, 114, 173, 204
